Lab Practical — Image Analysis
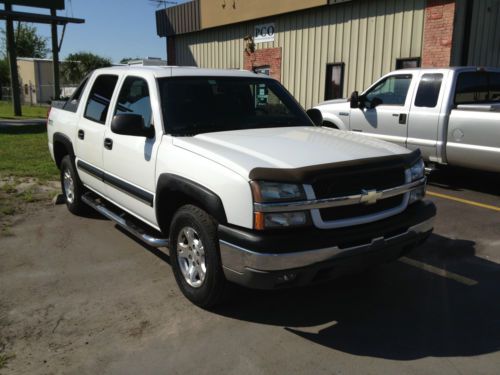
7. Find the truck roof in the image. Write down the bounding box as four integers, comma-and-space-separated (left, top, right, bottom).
91, 65, 269, 79
394, 66, 500, 74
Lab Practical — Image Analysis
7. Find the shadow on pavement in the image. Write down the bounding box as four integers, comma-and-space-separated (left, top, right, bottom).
428, 166, 500, 196
213, 233, 500, 360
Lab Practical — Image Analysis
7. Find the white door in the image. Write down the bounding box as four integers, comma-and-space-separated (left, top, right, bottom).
406, 72, 445, 161
75, 74, 119, 195
102, 75, 161, 226
349, 74, 414, 147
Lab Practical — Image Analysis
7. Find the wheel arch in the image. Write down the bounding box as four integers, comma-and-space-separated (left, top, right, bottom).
53, 132, 75, 169
155, 174, 227, 234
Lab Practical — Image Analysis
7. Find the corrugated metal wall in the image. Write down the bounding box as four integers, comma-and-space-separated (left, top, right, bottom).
156, 1, 200, 37
467, 0, 500, 67
175, 0, 425, 108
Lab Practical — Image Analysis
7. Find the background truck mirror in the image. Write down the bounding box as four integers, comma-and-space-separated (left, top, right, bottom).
306, 108, 323, 126
350, 91, 359, 109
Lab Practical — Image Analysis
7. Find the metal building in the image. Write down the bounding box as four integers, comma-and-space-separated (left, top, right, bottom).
156, 0, 500, 109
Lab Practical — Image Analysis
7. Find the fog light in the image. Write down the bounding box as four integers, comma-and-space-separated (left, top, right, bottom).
409, 186, 426, 204
277, 272, 297, 284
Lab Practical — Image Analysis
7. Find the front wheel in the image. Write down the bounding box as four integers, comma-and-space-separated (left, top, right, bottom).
169, 205, 227, 308
60, 155, 87, 215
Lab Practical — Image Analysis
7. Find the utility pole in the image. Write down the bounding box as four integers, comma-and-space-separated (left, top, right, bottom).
50, 7, 60, 100
5, 1, 22, 116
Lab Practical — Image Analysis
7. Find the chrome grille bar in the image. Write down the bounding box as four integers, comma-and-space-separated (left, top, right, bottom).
253, 177, 426, 213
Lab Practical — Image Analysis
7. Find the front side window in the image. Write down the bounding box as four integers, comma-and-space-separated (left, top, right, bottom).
454, 71, 500, 105
415, 74, 443, 108
157, 77, 311, 136
84, 74, 118, 124
364, 75, 412, 107
114, 76, 152, 127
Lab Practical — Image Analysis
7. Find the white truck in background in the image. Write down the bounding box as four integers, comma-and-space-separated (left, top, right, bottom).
315, 67, 500, 173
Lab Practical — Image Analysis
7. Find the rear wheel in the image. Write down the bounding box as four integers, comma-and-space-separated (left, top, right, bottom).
169, 205, 227, 308
60, 155, 87, 215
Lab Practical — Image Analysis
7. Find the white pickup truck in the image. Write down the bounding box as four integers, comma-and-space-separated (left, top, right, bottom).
48, 66, 435, 307
315, 67, 500, 172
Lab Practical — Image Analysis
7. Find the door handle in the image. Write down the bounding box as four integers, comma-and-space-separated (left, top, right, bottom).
398, 113, 407, 125
78, 129, 85, 140
104, 138, 113, 150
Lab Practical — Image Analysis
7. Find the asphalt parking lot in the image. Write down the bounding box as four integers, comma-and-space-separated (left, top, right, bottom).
0, 167, 499, 375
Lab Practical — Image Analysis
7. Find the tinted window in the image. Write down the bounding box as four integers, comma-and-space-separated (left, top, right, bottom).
454, 71, 500, 105
324, 63, 344, 100
396, 58, 421, 70
365, 75, 412, 106
158, 77, 311, 136
415, 74, 443, 108
84, 75, 118, 124
114, 76, 152, 127
63, 76, 89, 113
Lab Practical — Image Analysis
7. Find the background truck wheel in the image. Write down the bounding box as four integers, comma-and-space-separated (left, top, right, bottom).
169, 205, 227, 308
60, 155, 87, 215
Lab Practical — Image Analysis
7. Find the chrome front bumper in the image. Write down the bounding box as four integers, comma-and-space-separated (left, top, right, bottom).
220, 217, 434, 274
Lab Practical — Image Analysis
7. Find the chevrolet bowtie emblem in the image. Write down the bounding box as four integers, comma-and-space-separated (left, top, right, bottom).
360, 189, 383, 205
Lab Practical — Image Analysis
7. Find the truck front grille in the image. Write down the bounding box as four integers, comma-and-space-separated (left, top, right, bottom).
310, 164, 408, 228
312, 165, 406, 199
319, 195, 405, 222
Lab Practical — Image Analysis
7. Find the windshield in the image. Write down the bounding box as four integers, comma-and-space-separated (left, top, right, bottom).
157, 76, 312, 136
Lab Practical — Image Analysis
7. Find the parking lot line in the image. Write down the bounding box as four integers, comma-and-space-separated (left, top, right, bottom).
399, 257, 478, 286
427, 191, 500, 212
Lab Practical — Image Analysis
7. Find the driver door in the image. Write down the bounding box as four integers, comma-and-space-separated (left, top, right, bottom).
349, 74, 414, 147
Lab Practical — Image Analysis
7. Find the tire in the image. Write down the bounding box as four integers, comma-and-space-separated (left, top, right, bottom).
60, 155, 87, 215
169, 205, 227, 308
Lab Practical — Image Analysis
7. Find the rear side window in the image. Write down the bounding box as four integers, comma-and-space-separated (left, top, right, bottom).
415, 74, 443, 108
63, 76, 88, 113
84, 74, 118, 124
454, 71, 500, 105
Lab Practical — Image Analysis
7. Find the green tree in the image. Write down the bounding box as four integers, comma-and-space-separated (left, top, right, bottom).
1, 23, 48, 58
119, 57, 141, 64
61, 52, 112, 83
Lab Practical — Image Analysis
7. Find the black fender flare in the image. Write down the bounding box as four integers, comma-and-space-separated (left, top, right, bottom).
155, 174, 227, 232
53, 132, 75, 167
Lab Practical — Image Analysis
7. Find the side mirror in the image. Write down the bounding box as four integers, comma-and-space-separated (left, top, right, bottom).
111, 114, 155, 138
350, 91, 360, 109
369, 97, 383, 109
306, 108, 323, 126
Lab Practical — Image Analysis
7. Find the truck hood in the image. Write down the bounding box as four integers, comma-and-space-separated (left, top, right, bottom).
317, 98, 349, 106
172, 126, 410, 179
316, 99, 351, 111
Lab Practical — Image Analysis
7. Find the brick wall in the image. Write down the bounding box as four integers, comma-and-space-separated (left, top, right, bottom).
422, 0, 456, 67
243, 47, 282, 82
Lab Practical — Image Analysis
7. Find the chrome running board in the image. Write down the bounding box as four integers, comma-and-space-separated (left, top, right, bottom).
82, 192, 169, 248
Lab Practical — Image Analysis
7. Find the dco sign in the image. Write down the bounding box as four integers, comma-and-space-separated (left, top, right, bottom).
254, 23, 275, 43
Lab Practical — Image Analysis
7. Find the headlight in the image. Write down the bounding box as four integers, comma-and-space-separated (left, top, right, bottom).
408, 158, 426, 204
410, 158, 425, 181
263, 211, 309, 228
250, 181, 306, 202
251, 181, 309, 229
409, 185, 426, 204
